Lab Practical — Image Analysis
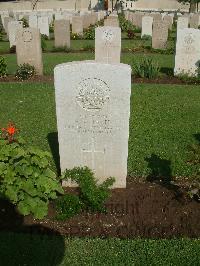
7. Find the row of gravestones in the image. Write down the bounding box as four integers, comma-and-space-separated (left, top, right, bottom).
49, 14, 200, 189
4, 15, 200, 189
3, 11, 105, 48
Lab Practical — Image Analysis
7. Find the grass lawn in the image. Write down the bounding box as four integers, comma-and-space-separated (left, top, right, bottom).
0, 232, 199, 265
2, 52, 174, 75
0, 37, 175, 54
0, 82, 199, 179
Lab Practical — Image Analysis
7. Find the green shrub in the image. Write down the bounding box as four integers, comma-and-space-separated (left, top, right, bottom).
71, 32, 83, 40
62, 166, 115, 212
15, 64, 36, 81
0, 56, 7, 77
55, 194, 83, 220
83, 25, 95, 40
41, 35, 47, 51
133, 57, 160, 79
0, 123, 64, 219
19, 17, 29, 28
0, 17, 3, 34
9, 45, 16, 54
141, 34, 152, 40
49, 21, 54, 33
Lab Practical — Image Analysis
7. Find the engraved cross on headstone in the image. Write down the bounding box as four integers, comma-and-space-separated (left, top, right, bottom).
81, 136, 105, 176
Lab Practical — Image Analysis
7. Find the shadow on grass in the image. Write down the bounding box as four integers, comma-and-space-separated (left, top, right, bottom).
160, 67, 174, 76
145, 154, 182, 198
194, 133, 200, 143
48, 132, 61, 176
0, 198, 65, 266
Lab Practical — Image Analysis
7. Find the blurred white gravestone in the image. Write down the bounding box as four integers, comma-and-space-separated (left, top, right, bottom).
152, 20, 168, 49
8, 21, 23, 48
54, 19, 70, 48
54, 61, 131, 188
72, 16, 83, 34
29, 14, 38, 29
16, 28, 43, 75
38, 16, 49, 37
95, 26, 121, 63
141, 16, 153, 38
177, 16, 189, 30
174, 28, 200, 77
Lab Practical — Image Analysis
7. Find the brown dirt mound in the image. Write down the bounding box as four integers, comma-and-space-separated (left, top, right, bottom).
0, 181, 199, 239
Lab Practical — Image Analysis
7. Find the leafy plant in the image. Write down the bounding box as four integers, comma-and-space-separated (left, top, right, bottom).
9, 45, 16, 54
41, 34, 47, 51
142, 35, 152, 40
70, 32, 83, 40
55, 194, 83, 220
133, 57, 160, 79
62, 166, 115, 212
83, 25, 95, 40
127, 29, 135, 39
0, 122, 64, 219
15, 64, 36, 81
0, 56, 7, 77
19, 17, 29, 28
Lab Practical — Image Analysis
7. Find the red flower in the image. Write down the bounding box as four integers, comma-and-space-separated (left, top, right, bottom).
1, 122, 19, 142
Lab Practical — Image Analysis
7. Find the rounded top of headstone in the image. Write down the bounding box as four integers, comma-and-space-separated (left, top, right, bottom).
54, 60, 132, 73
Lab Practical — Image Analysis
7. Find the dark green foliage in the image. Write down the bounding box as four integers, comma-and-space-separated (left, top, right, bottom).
0, 137, 64, 219
141, 34, 152, 41
62, 167, 115, 212
9, 45, 16, 54
83, 25, 95, 40
0, 56, 7, 77
127, 29, 135, 39
71, 32, 83, 40
0, 17, 3, 34
133, 57, 160, 79
55, 194, 83, 220
15, 64, 36, 80
41, 34, 47, 51
19, 17, 29, 28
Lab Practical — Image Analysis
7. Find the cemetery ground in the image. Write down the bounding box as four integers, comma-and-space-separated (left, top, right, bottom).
0, 20, 200, 264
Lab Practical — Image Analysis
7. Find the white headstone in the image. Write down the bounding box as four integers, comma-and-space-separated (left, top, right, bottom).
16, 28, 43, 75
141, 16, 153, 38
8, 21, 23, 48
95, 26, 121, 63
54, 61, 131, 188
38, 16, 49, 37
29, 14, 38, 29
177, 16, 189, 30
175, 28, 200, 77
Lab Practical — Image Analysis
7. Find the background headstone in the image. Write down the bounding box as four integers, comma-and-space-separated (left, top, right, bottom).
72, 16, 83, 35
54, 61, 131, 188
38, 16, 49, 37
152, 20, 168, 49
141, 16, 153, 38
8, 21, 23, 48
177, 16, 189, 30
16, 28, 43, 75
54, 19, 70, 48
95, 26, 121, 63
174, 28, 200, 76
